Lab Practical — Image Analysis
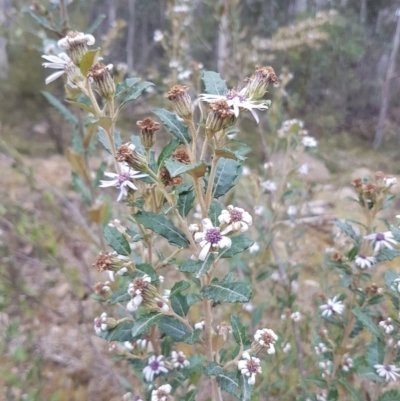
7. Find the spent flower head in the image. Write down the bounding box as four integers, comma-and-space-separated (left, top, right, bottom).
58, 31, 95, 64
137, 118, 160, 149
87, 62, 115, 99
243, 65, 278, 100
166, 85, 193, 120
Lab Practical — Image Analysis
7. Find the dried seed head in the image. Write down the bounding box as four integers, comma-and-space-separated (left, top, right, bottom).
87, 63, 115, 99
93, 281, 112, 299
173, 148, 191, 164
160, 166, 183, 186
58, 31, 95, 65
137, 117, 160, 149
115, 143, 148, 171
93, 252, 131, 273
351, 178, 363, 188
166, 85, 193, 120
375, 171, 384, 181
331, 252, 342, 262
363, 183, 377, 195
243, 65, 278, 100
206, 99, 236, 135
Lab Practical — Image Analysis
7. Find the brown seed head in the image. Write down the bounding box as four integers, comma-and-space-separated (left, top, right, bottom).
166, 85, 190, 100
351, 178, 363, 188
116, 143, 132, 162
115, 143, 148, 171
363, 183, 377, 194
87, 63, 115, 98
160, 166, 183, 186
137, 117, 160, 133
209, 99, 235, 119
173, 148, 191, 164
374, 171, 384, 180
254, 65, 278, 85
331, 252, 342, 262
93, 253, 112, 272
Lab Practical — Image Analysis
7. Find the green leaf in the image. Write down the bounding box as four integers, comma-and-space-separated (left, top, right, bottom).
72, 172, 91, 205
216, 371, 240, 396
210, 158, 241, 199
120, 81, 154, 107
334, 220, 360, 244
171, 294, 189, 317
240, 374, 253, 401
104, 321, 134, 342
201, 281, 252, 303
378, 390, 400, 401
231, 315, 247, 346
86, 14, 106, 34
133, 211, 190, 248
97, 129, 122, 154
201, 71, 228, 96
109, 288, 130, 304
42, 91, 77, 125
153, 108, 191, 144
115, 77, 141, 97
182, 329, 202, 344
352, 308, 383, 340
134, 263, 158, 282
376, 248, 400, 262
157, 139, 180, 167
131, 313, 163, 337
177, 190, 195, 217
366, 338, 384, 368
65, 99, 96, 114
181, 390, 197, 401
79, 48, 100, 75
384, 270, 400, 293
170, 280, 190, 298
209, 200, 223, 226
215, 148, 247, 162
165, 158, 206, 177
204, 362, 223, 377
180, 254, 215, 278
219, 234, 254, 258
357, 365, 382, 381
103, 226, 131, 256
339, 378, 364, 401
159, 316, 190, 341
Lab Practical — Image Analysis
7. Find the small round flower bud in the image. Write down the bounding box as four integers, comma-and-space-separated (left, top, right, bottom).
137, 118, 160, 149
116, 143, 148, 172
160, 166, 183, 186
243, 65, 278, 100
87, 63, 115, 99
205, 99, 237, 136
166, 85, 194, 121
58, 31, 95, 65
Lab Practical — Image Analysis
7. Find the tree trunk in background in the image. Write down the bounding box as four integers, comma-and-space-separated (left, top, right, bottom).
109, 0, 116, 27
294, 0, 307, 13
0, 0, 9, 79
360, 0, 367, 25
373, 11, 400, 148
217, 0, 229, 75
126, 0, 136, 72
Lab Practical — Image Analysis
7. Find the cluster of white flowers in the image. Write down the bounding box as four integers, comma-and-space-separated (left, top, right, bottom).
314, 342, 328, 355
319, 360, 332, 378
193, 205, 252, 261
379, 318, 394, 334
171, 351, 190, 369
342, 357, 354, 372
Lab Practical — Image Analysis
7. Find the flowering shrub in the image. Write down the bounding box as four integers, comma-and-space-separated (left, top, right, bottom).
42, 30, 400, 401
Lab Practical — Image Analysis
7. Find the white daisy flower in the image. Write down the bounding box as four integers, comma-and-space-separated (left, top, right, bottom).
238, 352, 262, 385
354, 254, 376, 269
364, 231, 398, 253
143, 355, 168, 381
374, 364, 400, 381
151, 384, 172, 401
319, 360, 332, 377
194, 218, 232, 261
302, 136, 318, 147
41, 52, 81, 85
254, 328, 278, 354
218, 205, 252, 233
315, 343, 328, 355
261, 180, 277, 192
100, 163, 148, 201
379, 318, 394, 334
199, 89, 270, 124
93, 312, 108, 334
319, 296, 345, 317
171, 351, 190, 369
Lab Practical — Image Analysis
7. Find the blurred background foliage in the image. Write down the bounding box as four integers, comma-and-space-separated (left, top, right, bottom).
1, 0, 400, 400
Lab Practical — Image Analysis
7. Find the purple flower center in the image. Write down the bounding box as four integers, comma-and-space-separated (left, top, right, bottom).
177, 355, 186, 364
94, 318, 101, 327
150, 360, 160, 371
376, 233, 385, 241
156, 300, 164, 308
229, 209, 243, 222
117, 171, 131, 188
226, 90, 246, 103
384, 365, 391, 372
358, 254, 366, 259
246, 360, 259, 373
205, 228, 222, 244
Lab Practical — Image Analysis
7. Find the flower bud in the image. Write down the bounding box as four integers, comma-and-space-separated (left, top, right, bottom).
137, 118, 160, 149
166, 85, 194, 121
172, 148, 191, 164
58, 31, 95, 65
116, 143, 148, 171
243, 65, 278, 101
93, 281, 112, 300
87, 63, 115, 99
205, 100, 236, 136
93, 252, 131, 272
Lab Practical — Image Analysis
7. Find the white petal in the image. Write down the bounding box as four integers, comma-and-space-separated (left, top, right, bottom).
202, 218, 214, 230
194, 232, 205, 243
85, 34, 95, 45
199, 242, 212, 261
45, 70, 65, 84
249, 108, 259, 123
218, 236, 232, 248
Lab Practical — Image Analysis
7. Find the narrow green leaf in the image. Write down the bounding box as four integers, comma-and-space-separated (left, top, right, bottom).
159, 316, 190, 340
352, 307, 383, 340
79, 48, 100, 75
133, 211, 189, 248
334, 220, 360, 244
384, 270, 400, 293
215, 148, 247, 162
65, 99, 96, 114
171, 294, 189, 317
201, 71, 228, 96
209, 200, 223, 226
180, 254, 215, 278
182, 329, 202, 344
204, 362, 223, 377
201, 281, 252, 303
109, 288, 130, 304
165, 158, 206, 177
120, 81, 154, 107
115, 77, 141, 97
182, 389, 197, 401
219, 234, 254, 258
97, 129, 122, 154
339, 379, 364, 401
170, 280, 190, 298
366, 338, 385, 368
153, 108, 191, 144
42, 91, 77, 125
210, 158, 241, 199
177, 190, 195, 217
133, 263, 158, 282
231, 315, 247, 346
157, 139, 180, 167
131, 313, 163, 337
104, 321, 134, 342
378, 390, 400, 401
376, 248, 400, 262
103, 226, 131, 256
72, 172, 91, 206
240, 374, 253, 401
216, 371, 240, 396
